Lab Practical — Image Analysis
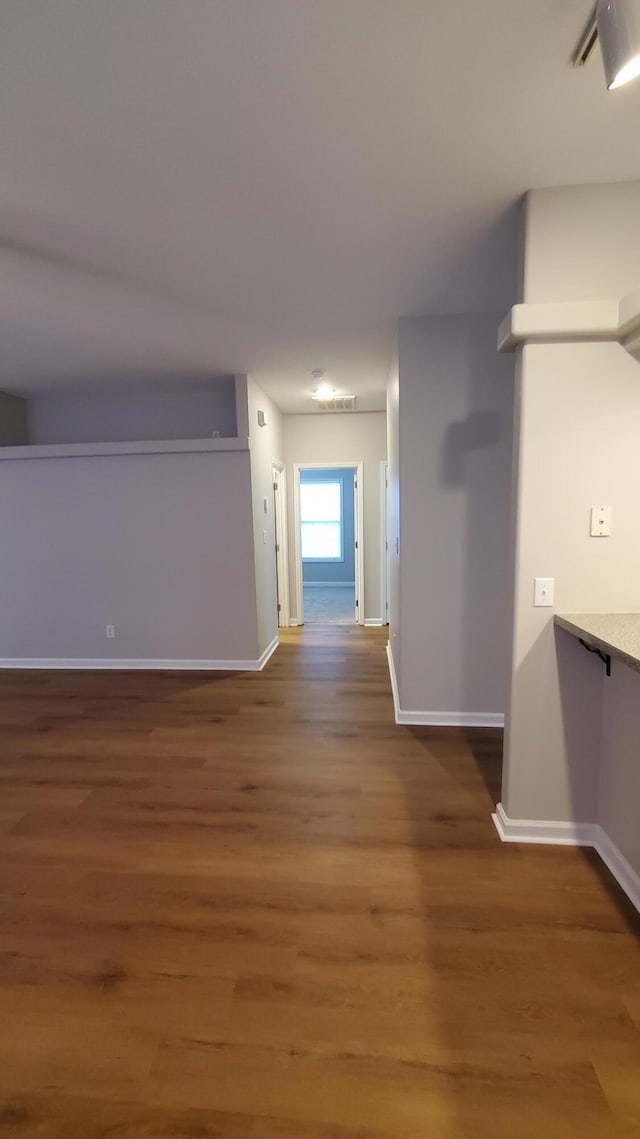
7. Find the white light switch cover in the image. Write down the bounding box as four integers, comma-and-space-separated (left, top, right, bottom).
534, 578, 554, 607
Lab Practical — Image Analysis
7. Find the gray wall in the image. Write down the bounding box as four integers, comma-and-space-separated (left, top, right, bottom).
0, 449, 258, 662
600, 664, 640, 879
247, 376, 284, 656
506, 338, 640, 821
0, 391, 29, 445
283, 412, 387, 623
396, 314, 513, 717
504, 183, 640, 825
27, 379, 238, 444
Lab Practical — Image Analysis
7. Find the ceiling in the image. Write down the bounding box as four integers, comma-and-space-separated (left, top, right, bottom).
1, 1, 640, 413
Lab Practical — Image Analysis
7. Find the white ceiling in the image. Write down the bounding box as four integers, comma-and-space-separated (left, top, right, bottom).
1, 1, 640, 413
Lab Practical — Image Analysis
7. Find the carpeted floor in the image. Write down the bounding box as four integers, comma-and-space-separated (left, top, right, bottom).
302, 584, 356, 623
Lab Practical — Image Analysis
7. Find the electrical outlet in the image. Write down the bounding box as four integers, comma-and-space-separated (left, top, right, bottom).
105, 624, 115, 639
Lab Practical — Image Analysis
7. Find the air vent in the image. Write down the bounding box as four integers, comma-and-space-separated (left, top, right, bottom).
314, 395, 356, 411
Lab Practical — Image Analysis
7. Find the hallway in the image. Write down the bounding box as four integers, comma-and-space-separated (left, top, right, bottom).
0, 626, 638, 1137
302, 583, 356, 623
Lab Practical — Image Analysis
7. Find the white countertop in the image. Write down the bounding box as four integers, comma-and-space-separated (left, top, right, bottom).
554, 613, 640, 675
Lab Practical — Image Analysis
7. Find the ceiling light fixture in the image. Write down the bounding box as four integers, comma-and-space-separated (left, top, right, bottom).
310, 371, 334, 401
597, 0, 640, 88
309, 369, 355, 410
312, 382, 335, 401
573, 0, 640, 90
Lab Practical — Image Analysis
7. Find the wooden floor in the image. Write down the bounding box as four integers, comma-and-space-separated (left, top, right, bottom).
0, 626, 638, 1138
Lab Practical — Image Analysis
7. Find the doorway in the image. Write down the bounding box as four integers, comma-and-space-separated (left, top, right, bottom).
293, 462, 364, 626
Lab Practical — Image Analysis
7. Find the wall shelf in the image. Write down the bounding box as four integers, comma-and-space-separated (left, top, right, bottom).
555, 613, 640, 677
497, 289, 640, 362
0, 437, 250, 462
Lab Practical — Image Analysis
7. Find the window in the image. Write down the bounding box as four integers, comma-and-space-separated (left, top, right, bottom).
300, 480, 343, 561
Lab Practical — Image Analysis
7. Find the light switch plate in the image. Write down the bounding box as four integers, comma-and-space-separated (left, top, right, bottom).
534, 578, 554, 607
590, 505, 612, 537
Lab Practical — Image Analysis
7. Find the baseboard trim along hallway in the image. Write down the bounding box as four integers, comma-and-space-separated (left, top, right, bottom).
492, 801, 640, 913
386, 642, 505, 728
0, 635, 280, 673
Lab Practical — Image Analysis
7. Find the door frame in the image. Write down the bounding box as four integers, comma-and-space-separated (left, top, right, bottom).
293, 461, 365, 626
380, 460, 389, 625
272, 461, 290, 629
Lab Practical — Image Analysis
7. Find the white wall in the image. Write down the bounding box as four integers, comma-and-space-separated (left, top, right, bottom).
27, 379, 238, 444
504, 182, 640, 825
0, 449, 259, 663
0, 392, 29, 445
522, 183, 640, 303
505, 341, 640, 821
247, 376, 284, 656
282, 411, 387, 624
395, 314, 513, 720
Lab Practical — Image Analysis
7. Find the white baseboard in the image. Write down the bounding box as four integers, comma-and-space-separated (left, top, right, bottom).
256, 636, 279, 671
491, 802, 597, 846
303, 581, 355, 589
400, 710, 505, 727
595, 828, 640, 914
492, 802, 640, 913
289, 619, 300, 626
364, 618, 384, 627
0, 636, 279, 674
386, 643, 504, 728
386, 641, 401, 714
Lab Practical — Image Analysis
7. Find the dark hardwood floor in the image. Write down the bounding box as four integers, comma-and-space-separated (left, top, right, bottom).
0, 625, 638, 1137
